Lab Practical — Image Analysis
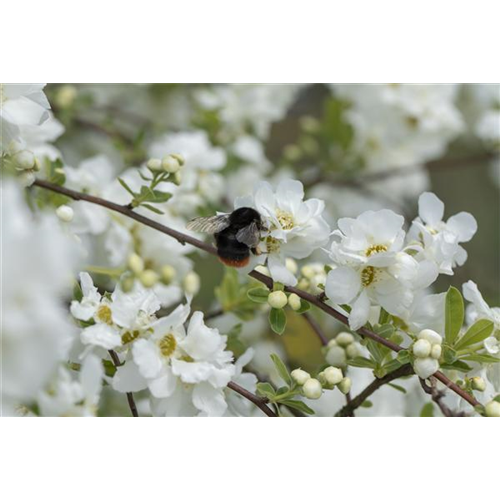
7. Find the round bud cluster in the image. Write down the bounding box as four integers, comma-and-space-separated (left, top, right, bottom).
298, 263, 327, 294
9, 143, 41, 187
162, 153, 184, 173
288, 293, 301, 311
412, 329, 443, 379
293, 365, 351, 400
485, 400, 500, 417
324, 332, 359, 368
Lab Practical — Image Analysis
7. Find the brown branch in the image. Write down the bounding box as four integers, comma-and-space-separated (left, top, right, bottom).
108, 350, 139, 417
226, 381, 278, 417
204, 309, 225, 321
33, 179, 480, 412
302, 312, 329, 346
336, 364, 413, 417
419, 378, 468, 417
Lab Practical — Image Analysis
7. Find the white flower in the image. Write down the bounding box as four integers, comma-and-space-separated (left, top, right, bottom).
114, 303, 236, 416
485, 400, 500, 417
463, 281, 500, 364
325, 209, 435, 330
408, 192, 477, 275
37, 355, 103, 417
1, 181, 81, 413
1, 84, 51, 151
236, 179, 330, 286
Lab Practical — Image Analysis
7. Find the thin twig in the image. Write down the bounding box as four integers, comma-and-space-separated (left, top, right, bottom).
33, 179, 481, 411
108, 349, 139, 500
336, 364, 414, 417
302, 312, 329, 346
419, 378, 468, 417
204, 309, 225, 321
227, 382, 278, 417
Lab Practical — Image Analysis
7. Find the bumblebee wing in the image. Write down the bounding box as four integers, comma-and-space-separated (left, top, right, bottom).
186, 214, 231, 234
236, 221, 261, 248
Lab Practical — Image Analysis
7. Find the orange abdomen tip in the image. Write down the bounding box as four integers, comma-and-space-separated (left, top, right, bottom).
218, 256, 250, 268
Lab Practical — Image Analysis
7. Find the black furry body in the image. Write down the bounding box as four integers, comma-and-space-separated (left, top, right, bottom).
214, 207, 262, 266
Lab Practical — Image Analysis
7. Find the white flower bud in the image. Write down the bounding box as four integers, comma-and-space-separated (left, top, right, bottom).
128, 253, 145, 275
418, 329, 443, 346
33, 158, 41, 172
323, 366, 343, 386
170, 153, 185, 166
430, 344, 442, 360
327, 339, 337, 348
55, 205, 74, 223
471, 377, 486, 392
160, 264, 176, 284
14, 150, 36, 170
413, 339, 432, 358
255, 265, 271, 277
325, 345, 347, 368
301, 264, 316, 279
338, 377, 352, 394
183, 271, 200, 295
345, 343, 359, 359
268, 290, 288, 309
146, 158, 162, 171
283, 144, 302, 162
121, 276, 135, 293
310, 275, 325, 294
162, 155, 181, 173
413, 357, 439, 379
291, 368, 310, 386
8, 140, 23, 155
18, 171, 35, 187
288, 293, 301, 311
302, 378, 322, 399
139, 270, 159, 288
285, 258, 298, 275
485, 400, 500, 417
336, 332, 354, 347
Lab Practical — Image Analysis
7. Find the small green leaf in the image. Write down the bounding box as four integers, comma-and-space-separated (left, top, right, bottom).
382, 358, 403, 374
445, 286, 464, 345
270, 354, 292, 386
396, 350, 411, 364
118, 177, 136, 197
256, 382, 276, 399
420, 403, 434, 432
375, 324, 395, 338
378, 308, 391, 325
440, 360, 472, 373
361, 400, 373, 408
273, 282, 285, 292
460, 353, 500, 364
269, 308, 287, 335
151, 190, 173, 203
387, 383, 407, 394
454, 319, 494, 350
295, 301, 311, 314
442, 346, 457, 364
347, 357, 376, 369
280, 400, 315, 415
141, 203, 164, 214
247, 287, 270, 303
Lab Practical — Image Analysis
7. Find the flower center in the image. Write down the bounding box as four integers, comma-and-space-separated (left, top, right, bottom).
96, 304, 113, 325
276, 209, 294, 230
365, 244, 388, 256
266, 236, 281, 253
158, 333, 177, 358
121, 330, 140, 344
361, 266, 381, 287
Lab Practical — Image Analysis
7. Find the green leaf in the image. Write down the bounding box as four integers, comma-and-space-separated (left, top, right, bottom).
442, 346, 457, 364
420, 403, 434, 432
280, 400, 315, 415
454, 319, 494, 351
270, 354, 292, 386
269, 308, 287, 335
273, 282, 285, 292
460, 353, 500, 364
141, 203, 164, 214
247, 287, 270, 303
374, 324, 395, 338
295, 300, 311, 314
361, 400, 373, 408
382, 358, 403, 374
256, 382, 276, 399
445, 286, 464, 345
151, 190, 173, 203
378, 308, 391, 325
118, 177, 136, 197
347, 356, 376, 369
396, 350, 411, 364
440, 360, 472, 373
387, 383, 407, 394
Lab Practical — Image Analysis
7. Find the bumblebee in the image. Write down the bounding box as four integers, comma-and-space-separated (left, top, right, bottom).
187, 207, 265, 267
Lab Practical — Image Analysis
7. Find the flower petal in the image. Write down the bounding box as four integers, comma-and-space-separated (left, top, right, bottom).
325, 266, 361, 305
419, 192, 444, 226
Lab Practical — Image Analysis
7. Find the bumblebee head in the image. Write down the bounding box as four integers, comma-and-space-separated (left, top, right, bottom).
229, 207, 263, 229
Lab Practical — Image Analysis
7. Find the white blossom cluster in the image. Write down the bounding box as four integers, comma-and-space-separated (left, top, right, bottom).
2, 83, 499, 417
